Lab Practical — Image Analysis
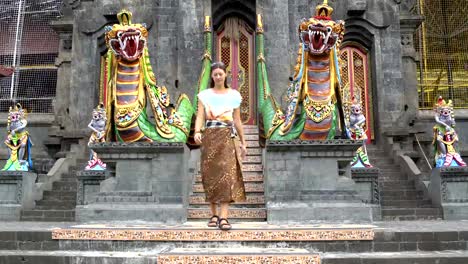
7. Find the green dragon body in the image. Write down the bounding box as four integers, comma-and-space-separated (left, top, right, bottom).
103, 10, 193, 142
257, 1, 345, 142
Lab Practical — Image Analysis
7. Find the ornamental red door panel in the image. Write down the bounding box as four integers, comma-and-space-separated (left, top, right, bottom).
216, 22, 256, 125
340, 45, 374, 140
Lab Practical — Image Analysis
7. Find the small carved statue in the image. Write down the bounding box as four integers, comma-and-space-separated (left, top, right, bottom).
85, 103, 107, 170
2, 103, 33, 171
346, 96, 372, 168
433, 96, 466, 167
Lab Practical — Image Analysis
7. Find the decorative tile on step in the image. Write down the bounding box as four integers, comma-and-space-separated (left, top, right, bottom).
246, 141, 260, 148
158, 248, 320, 264
242, 164, 263, 172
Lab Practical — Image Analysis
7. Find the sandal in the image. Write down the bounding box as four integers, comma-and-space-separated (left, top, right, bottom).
207, 215, 219, 227
218, 218, 232, 231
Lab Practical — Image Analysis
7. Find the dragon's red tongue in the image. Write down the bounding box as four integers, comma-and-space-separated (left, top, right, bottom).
127, 38, 137, 56
312, 33, 323, 50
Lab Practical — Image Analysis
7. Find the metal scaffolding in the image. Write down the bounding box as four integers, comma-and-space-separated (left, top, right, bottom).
0, 0, 62, 113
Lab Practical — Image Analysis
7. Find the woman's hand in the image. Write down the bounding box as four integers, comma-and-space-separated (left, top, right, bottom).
240, 144, 247, 160
194, 132, 203, 144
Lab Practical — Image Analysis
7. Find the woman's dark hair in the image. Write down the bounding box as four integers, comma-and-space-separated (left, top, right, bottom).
210, 61, 229, 88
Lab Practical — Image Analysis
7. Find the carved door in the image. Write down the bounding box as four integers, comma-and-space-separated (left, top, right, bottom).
216, 23, 256, 124
340, 45, 374, 140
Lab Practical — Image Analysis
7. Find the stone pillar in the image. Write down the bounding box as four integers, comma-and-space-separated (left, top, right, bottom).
399, 12, 423, 127
257, 0, 291, 102
50, 20, 73, 129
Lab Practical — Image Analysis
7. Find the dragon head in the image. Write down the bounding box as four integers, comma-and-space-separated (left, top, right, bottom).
106, 10, 148, 62
298, 0, 344, 55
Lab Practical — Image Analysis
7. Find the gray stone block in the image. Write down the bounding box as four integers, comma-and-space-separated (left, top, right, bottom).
265, 141, 378, 222
77, 143, 190, 222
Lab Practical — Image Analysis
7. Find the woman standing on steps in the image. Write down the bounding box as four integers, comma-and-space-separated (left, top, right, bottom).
194, 61, 247, 231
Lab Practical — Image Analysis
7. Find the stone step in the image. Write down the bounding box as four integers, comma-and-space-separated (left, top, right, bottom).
244, 134, 259, 141
188, 208, 266, 220
0, 250, 159, 263
246, 140, 260, 148
192, 183, 264, 193
381, 208, 442, 218
380, 180, 415, 188
382, 215, 443, 221
189, 194, 265, 205
195, 171, 263, 183
380, 199, 433, 207
35, 200, 76, 209
158, 248, 319, 264
380, 190, 423, 197
43, 191, 77, 200
322, 251, 468, 264
380, 195, 424, 201
241, 155, 262, 164
21, 209, 75, 222
52, 181, 77, 192
247, 148, 262, 156
242, 164, 263, 172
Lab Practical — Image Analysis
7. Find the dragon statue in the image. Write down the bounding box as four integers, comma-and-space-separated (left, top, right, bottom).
344, 95, 373, 168
257, 0, 345, 142
2, 103, 33, 171
102, 10, 193, 142
432, 96, 466, 168
85, 103, 107, 170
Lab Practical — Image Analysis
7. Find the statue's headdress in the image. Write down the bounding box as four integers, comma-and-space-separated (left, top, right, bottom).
92, 103, 107, 120
434, 96, 453, 111
315, 0, 334, 20
7, 103, 27, 131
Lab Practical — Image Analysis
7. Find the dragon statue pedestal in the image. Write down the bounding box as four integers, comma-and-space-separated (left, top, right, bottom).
0, 171, 37, 220
430, 167, 468, 220
75, 142, 190, 223
265, 140, 380, 223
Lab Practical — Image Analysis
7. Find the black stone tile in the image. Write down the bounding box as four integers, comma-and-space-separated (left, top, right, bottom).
399, 242, 417, 251
41, 241, 60, 250
0, 231, 16, 241
18, 241, 42, 250
0, 241, 17, 250
434, 231, 459, 241
347, 241, 372, 252
399, 231, 435, 242
373, 242, 399, 252
458, 231, 468, 241
324, 242, 347, 252
440, 241, 466, 250
16, 231, 52, 241
417, 241, 442, 251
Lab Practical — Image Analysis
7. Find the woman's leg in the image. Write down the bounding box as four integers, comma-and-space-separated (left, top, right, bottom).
210, 202, 218, 216
207, 202, 219, 227
219, 202, 232, 230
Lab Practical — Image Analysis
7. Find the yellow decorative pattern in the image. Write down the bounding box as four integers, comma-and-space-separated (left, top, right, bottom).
52, 228, 374, 241
157, 255, 321, 264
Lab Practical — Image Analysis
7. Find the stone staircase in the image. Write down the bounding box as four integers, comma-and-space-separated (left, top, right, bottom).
21, 165, 80, 222
367, 145, 443, 220
188, 125, 267, 221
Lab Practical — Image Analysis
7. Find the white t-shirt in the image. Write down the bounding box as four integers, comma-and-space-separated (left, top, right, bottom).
198, 88, 242, 122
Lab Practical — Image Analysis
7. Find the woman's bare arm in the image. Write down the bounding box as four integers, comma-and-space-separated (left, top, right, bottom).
233, 108, 245, 146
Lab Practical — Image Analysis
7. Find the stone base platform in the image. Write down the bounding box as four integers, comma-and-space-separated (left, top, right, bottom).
2, 221, 468, 263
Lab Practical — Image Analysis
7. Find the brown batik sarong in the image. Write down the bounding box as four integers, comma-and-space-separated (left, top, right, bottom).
200, 127, 246, 203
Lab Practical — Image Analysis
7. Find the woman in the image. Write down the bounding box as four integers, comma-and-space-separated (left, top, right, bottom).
194, 61, 247, 231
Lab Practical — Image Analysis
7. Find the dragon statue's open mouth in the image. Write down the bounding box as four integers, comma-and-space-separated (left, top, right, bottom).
109, 29, 146, 61
301, 25, 337, 55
